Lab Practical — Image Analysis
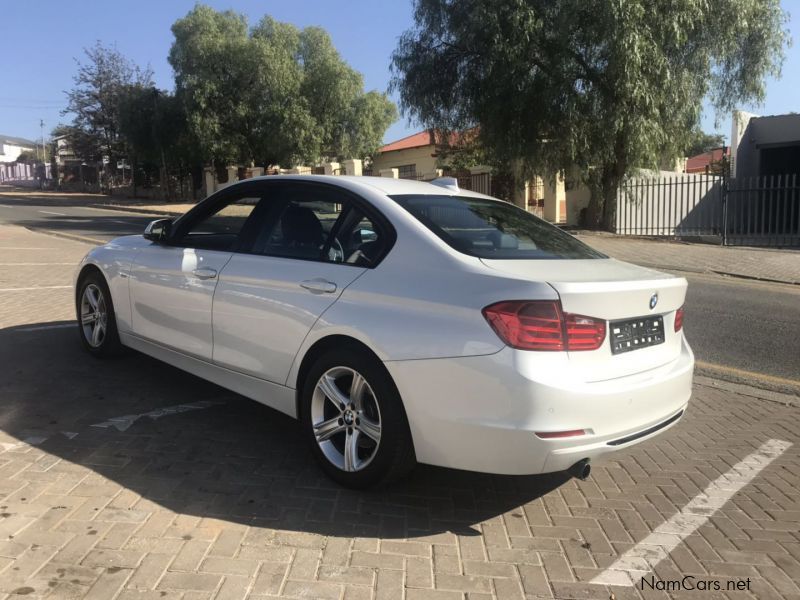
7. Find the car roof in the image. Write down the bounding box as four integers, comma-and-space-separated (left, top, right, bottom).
239, 174, 493, 199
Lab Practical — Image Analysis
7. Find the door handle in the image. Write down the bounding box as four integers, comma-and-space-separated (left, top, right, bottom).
300, 278, 337, 294
193, 267, 218, 280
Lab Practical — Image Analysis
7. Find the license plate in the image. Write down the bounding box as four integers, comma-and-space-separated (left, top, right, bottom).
610, 315, 665, 355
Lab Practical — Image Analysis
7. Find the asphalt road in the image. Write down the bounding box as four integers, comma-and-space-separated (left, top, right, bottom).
0, 194, 158, 242
680, 272, 800, 384
1, 194, 798, 387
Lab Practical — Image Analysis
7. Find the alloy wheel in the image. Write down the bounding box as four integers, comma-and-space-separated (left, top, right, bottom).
310, 366, 382, 472
80, 283, 108, 348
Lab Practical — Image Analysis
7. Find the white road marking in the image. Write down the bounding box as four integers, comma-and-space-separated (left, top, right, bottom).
0, 285, 71, 292
17, 323, 75, 332
0, 436, 49, 453
38, 210, 66, 216
0, 204, 13, 208
91, 400, 226, 432
590, 438, 792, 586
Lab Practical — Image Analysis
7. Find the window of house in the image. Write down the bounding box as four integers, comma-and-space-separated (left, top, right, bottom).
397, 164, 417, 179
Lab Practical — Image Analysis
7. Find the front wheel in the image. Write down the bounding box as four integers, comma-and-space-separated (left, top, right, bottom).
76, 271, 123, 357
302, 348, 416, 488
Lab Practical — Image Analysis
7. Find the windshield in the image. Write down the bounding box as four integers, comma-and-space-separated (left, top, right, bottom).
390, 194, 606, 259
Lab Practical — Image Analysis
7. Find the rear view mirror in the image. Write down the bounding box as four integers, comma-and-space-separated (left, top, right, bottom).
143, 219, 172, 243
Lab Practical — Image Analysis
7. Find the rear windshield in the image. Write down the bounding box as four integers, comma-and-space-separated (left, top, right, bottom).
390, 194, 606, 259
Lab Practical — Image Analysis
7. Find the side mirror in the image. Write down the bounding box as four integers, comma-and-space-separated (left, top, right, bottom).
143, 219, 172, 243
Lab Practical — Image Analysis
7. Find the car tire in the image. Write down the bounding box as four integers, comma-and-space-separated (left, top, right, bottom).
301, 347, 416, 488
76, 270, 124, 357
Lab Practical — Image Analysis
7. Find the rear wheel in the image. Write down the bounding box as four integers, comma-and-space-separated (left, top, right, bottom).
76, 271, 123, 357
302, 348, 415, 488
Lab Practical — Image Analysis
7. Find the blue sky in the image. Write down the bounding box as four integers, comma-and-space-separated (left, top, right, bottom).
1, 1, 796, 148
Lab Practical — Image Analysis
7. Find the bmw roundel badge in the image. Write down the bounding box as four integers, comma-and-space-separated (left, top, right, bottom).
649, 293, 659, 310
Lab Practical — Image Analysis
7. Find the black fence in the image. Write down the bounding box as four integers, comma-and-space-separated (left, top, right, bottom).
725, 174, 799, 247
615, 173, 799, 248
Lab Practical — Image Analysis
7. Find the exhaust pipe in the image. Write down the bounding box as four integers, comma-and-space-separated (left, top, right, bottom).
568, 458, 591, 480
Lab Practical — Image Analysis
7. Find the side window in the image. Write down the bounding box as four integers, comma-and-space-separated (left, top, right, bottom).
249, 185, 388, 266
337, 210, 384, 267
253, 194, 344, 261
176, 195, 261, 251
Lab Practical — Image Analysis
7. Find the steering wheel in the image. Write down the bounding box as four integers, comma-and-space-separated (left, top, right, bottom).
327, 238, 345, 262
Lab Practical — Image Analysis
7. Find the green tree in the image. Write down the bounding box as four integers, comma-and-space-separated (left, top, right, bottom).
64, 42, 153, 183
118, 86, 203, 199
169, 4, 395, 168
684, 129, 726, 157
391, 0, 790, 229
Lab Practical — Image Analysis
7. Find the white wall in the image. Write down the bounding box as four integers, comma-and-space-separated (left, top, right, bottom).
0, 142, 33, 164
616, 173, 724, 236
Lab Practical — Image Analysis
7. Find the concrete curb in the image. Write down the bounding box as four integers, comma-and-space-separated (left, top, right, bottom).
596, 261, 799, 286
694, 375, 799, 408
90, 203, 186, 216
25, 227, 103, 246
707, 270, 799, 286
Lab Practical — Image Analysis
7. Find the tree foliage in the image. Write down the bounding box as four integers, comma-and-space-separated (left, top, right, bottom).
117, 86, 202, 198
391, 0, 790, 228
169, 5, 396, 168
684, 129, 726, 157
63, 42, 153, 171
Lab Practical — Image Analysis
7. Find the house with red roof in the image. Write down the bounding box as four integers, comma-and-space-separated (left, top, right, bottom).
685, 147, 729, 174
371, 128, 574, 225
371, 129, 473, 179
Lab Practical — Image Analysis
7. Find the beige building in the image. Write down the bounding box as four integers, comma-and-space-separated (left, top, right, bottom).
370, 130, 446, 178
372, 130, 586, 225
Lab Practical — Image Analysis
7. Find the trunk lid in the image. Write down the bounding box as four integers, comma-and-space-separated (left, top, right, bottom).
480, 258, 688, 381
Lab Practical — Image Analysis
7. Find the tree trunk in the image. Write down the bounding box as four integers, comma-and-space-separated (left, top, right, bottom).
585, 191, 601, 229
160, 147, 172, 202
132, 156, 138, 199
601, 178, 616, 231
585, 162, 625, 231
600, 168, 618, 231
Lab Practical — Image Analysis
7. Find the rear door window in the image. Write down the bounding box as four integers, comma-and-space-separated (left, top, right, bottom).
248, 183, 390, 266
391, 194, 606, 259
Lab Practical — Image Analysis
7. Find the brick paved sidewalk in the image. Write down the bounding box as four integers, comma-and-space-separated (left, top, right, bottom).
1, 224, 800, 599
576, 233, 800, 285
0, 224, 88, 328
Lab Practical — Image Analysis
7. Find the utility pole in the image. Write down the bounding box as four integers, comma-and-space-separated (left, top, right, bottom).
39, 119, 45, 162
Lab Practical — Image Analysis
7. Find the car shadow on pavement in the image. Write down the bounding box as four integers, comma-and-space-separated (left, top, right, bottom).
1, 321, 570, 539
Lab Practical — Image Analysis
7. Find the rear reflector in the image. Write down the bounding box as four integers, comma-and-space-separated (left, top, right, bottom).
482, 300, 606, 351
535, 429, 589, 439
674, 306, 685, 332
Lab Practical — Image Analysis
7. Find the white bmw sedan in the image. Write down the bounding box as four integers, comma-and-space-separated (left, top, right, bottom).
75, 175, 693, 488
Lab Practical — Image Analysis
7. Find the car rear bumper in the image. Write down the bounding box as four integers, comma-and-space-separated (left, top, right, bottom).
384, 335, 694, 475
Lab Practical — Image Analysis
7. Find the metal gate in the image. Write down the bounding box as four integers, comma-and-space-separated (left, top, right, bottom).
615, 173, 725, 239
615, 173, 800, 248
724, 174, 800, 247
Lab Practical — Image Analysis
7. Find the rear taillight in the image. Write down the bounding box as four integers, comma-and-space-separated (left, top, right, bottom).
482, 300, 606, 351
565, 313, 607, 351
674, 306, 684, 332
